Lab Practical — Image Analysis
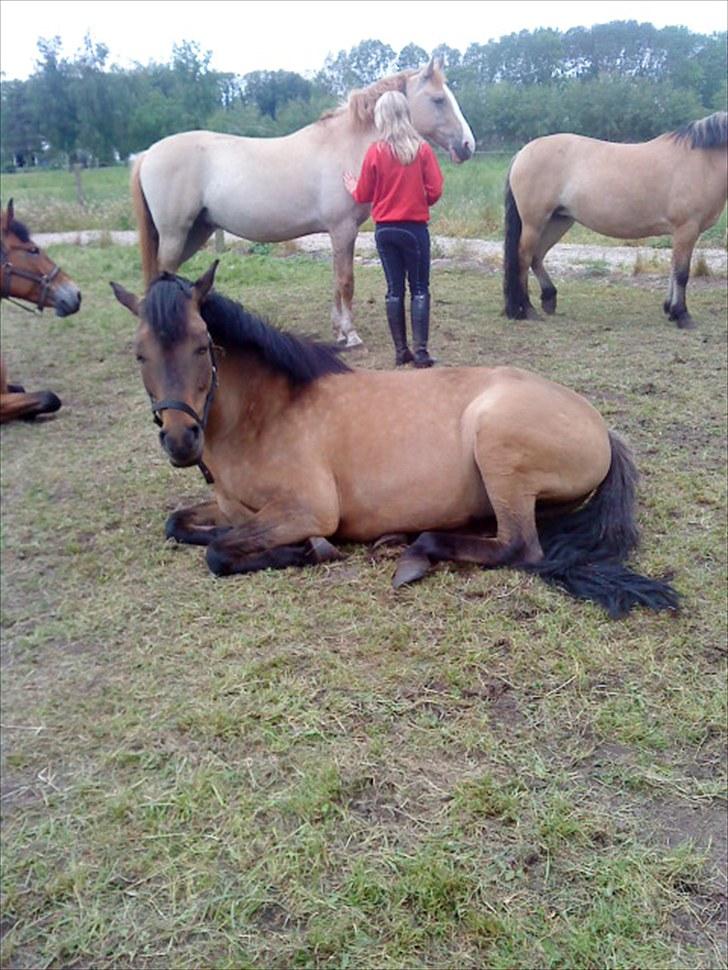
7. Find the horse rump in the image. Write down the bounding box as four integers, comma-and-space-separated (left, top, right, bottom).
528, 431, 679, 617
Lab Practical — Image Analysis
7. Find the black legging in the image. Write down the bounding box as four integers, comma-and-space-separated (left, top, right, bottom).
374, 221, 431, 299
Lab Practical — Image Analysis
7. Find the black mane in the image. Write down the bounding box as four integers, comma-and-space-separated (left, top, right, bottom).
144, 273, 351, 383
6, 219, 31, 243
670, 111, 728, 149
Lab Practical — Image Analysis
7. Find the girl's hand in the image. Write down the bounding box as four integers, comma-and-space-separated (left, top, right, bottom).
343, 171, 358, 196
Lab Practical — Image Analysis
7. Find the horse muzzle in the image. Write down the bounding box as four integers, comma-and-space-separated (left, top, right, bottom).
159, 423, 204, 467
53, 284, 82, 317
449, 141, 473, 164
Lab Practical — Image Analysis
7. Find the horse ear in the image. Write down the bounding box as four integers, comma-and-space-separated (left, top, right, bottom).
421, 56, 437, 80
110, 281, 140, 317
193, 260, 219, 305
4, 198, 14, 226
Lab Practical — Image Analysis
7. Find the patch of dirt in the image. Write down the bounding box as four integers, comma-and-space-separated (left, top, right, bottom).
33, 230, 728, 279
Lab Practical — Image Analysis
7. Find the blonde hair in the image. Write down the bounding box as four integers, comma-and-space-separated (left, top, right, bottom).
373, 90, 423, 165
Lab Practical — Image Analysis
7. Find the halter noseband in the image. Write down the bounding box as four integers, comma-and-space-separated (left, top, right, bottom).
0, 244, 61, 313
148, 341, 219, 484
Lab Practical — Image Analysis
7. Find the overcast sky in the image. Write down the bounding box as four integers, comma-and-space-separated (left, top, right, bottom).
1, 0, 726, 81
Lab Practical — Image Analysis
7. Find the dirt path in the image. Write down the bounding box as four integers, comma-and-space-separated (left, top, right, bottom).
34, 229, 728, 276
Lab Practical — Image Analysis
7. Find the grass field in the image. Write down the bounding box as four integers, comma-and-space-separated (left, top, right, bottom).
2, 156, 726, 246
1, 239, 726, 968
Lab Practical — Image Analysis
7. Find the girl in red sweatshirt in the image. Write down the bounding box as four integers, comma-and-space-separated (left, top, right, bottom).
344, 90, 444, 367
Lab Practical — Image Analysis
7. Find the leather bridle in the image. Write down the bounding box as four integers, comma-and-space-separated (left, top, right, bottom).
148, 340, 219, 484
0, 243, 61, 313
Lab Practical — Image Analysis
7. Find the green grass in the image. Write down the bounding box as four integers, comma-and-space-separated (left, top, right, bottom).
1, 243, 726, 969
2, 156, 725, 246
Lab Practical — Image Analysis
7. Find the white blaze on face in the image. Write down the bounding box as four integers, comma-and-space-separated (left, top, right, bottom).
444, 84, 476, 158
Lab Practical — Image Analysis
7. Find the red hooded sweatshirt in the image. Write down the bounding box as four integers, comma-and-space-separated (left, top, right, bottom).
353, 141, 444, 223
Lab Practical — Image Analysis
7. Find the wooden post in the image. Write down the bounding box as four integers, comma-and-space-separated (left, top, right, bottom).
72, 163, 87, 209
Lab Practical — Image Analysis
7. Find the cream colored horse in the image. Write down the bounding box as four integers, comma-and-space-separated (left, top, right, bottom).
131, 58, 475, 347
503, 112, 728, 328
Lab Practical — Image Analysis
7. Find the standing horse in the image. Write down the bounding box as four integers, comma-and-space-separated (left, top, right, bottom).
111, 261, 678, 618
503, 112, 728, 328
1, 200, 81, 423
131, 58, 475, 347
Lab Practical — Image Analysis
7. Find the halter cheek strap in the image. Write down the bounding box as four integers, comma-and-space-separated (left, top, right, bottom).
1, 247, 61, 312
148, 345, 219, 484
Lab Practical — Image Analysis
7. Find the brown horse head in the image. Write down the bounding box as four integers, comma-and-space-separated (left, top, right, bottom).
405, 57, 475, 163
0, 200, 81, 316
111, 262, 219, 468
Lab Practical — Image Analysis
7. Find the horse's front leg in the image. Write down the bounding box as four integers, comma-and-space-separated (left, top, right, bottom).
165, 499, 232, 546
0, 388, 61, 424
205, 501, 341, 576
329, 226, 363, 347
664, 224, 699, 329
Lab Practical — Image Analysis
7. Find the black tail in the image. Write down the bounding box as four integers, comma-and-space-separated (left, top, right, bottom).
503, 172, 528, 319
528, 432, 680, 618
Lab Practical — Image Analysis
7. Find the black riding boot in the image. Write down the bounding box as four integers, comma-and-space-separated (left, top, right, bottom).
385, 295, 414, 366
411, 292, 435, 368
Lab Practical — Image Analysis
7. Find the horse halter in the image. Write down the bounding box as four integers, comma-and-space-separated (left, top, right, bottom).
148, 340, 219, 484
0, 243, 61, 312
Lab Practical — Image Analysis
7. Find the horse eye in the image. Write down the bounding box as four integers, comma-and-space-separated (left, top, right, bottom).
195, 345, 209, 356
136, 353, 147, 364
432, 96, 446, 107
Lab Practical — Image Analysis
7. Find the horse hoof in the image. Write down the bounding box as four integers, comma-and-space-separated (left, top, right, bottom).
206, 544, 232, 576
541, 299, 557, 315
7, 383, 26, 393
392, 551, 430, 588
306, 536, 342, 564
40, 391, 62, 414
677, 315, 696, 330
345, 332, 364, 348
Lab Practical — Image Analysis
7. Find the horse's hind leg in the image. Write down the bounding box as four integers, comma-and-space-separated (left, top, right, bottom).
329, 225, 363, 347
393, 491, 542, 587
664, 224, 700, 329
533, 214, 573, 314
517, 224, 545, 321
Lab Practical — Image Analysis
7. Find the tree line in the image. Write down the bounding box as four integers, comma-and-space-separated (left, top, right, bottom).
1, 21, 726, 169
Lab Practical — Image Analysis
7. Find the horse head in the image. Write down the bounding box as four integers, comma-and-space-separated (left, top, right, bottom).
405, 58, 475, 163
111, 262, 219, 469
0, 200, 81, 316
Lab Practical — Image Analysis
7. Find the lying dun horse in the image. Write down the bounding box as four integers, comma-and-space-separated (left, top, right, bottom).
131, 58, 475, 347
1, 200, 81, 423
504, 112, 728, 328
111, 261, 679, 619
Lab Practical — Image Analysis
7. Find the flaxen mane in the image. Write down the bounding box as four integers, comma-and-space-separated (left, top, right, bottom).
319, 65, 445, 130
670, 111, 728, 149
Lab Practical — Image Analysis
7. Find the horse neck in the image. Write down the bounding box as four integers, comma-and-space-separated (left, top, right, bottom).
325, 109, 379, 161
209, 348, 293, 439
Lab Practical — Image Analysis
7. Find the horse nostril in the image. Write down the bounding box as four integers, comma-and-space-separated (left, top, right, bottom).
159, 429, 167, 446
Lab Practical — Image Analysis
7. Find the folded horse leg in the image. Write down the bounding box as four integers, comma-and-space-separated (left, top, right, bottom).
165, 499, 233, 546
0, 388, 62, 424
207, 535, 341, 576
393, 493, 542, 588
